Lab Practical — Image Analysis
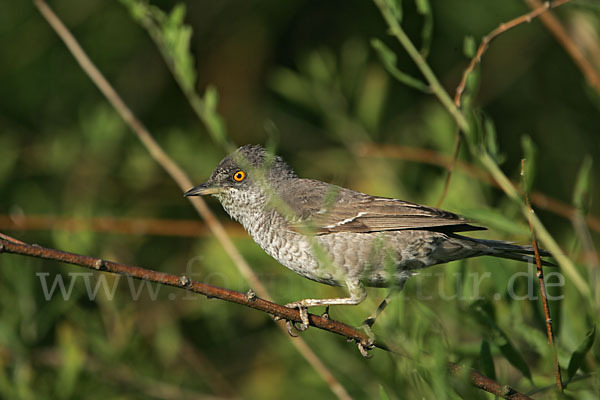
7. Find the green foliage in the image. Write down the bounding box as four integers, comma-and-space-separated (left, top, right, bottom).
414, 0, 432, 58
382, 0, 403, 22
121, 0, 230, 148
567, 324, 596, 382
462, 36, 476, 58
521, 135, 537, 193
460, 207, 529, 236
573, 155, 594, 213
470, 300, 532, 381
371, 39, 430, 92
478, 339, 496, 380
0, 0, 599, 399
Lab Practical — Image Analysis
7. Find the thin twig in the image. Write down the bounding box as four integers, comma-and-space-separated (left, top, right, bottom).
0, 214, 246, 238
444, 0, 571, 208
436, 129, 462, 208
372, 0, 469, 132
525, 0, 600, 95
520, 159, 563, 391
480, 153, 590, 297
0, 233, 534, 400
0, 233, 373, 348
32, 0, 262, 295
356, 144, 600, 235
3, 212, 597, 265
372, 2, 590, 296
444, 0, 571, 207
454, 0, 571, 107
32, 1, 350, 398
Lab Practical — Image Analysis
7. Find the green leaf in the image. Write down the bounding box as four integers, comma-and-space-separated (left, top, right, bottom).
121, 0, 230, 147
459, 36, 480, 109
162, 4, 196, 91
415, 0, 432, 58
463, 35, 476, 58
479, 340, 496, 380
484, 117, 500, 163
498, 341, 532, 381
378, 385, 391, 400
382, 0, 403, 22
414, 0, 430, 13
521, 135, 538, 192
268, 67, 316, 111
370, 39, 430, 93
573, 155, 593, 212
567, 325, 596, 381
460, 208, 529, 236
469, 302, 532, 381
202, 86, 228, 146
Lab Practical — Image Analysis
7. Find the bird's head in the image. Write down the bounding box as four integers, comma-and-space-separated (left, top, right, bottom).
184, 145, 297, 220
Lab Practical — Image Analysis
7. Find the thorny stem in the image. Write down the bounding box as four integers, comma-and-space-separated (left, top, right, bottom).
1, 233, 534, 400
521, 160, 563, 391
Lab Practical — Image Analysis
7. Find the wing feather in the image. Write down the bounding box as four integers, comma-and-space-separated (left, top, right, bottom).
278, 179, 484, 235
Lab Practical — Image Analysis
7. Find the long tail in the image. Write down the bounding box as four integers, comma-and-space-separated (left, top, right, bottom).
469, 237, 556, 266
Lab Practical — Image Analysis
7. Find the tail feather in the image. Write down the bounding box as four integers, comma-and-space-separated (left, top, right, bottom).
465, 237, 556, 266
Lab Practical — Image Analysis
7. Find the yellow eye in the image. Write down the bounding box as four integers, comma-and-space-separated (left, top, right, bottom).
233, 170, 246, 182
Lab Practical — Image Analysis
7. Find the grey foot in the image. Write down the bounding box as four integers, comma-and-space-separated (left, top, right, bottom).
285, 301, 310, 331
357, 339, 374, 358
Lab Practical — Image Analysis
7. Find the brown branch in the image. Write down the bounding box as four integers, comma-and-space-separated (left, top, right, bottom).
32, 0, 266, 300
0, 214, 246, 238
520, 159, 563, 391
356, 143, 600, 235
454, 0, 571, 107
525, 0, 600, 95
443, 1, 571, 209
0, 233, 534, 399
32, 1, 350, 397
0, 233, 371, 346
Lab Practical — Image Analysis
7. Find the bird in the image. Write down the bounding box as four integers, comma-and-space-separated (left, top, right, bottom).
185, 144, 551, 332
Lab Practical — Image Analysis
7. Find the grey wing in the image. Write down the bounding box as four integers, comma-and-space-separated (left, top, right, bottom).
280, 179, 485, 235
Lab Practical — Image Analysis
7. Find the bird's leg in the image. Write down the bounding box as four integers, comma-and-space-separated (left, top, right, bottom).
361, 279, 407, 339
285, 279, 367, 331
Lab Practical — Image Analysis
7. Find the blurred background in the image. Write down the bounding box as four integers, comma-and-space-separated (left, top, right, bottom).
0, 0, 599, 398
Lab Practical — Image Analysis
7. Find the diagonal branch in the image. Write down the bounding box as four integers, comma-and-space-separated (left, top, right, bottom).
372, 0, 590, 298
442, 0, 570, 207
454, 0, 571, 107
525, 0, 600, 95
521, 160, 563, 391
356, 144, 600, 235
32, 1, 351, 398
0, 233, 534, 400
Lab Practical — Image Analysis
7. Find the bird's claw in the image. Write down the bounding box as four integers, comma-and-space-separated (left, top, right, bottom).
285, 301, 310, 331
357, 339, 374, 358
285, 320, 300, 337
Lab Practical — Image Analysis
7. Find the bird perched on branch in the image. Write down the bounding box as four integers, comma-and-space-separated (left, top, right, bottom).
185, 145, 551, 334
